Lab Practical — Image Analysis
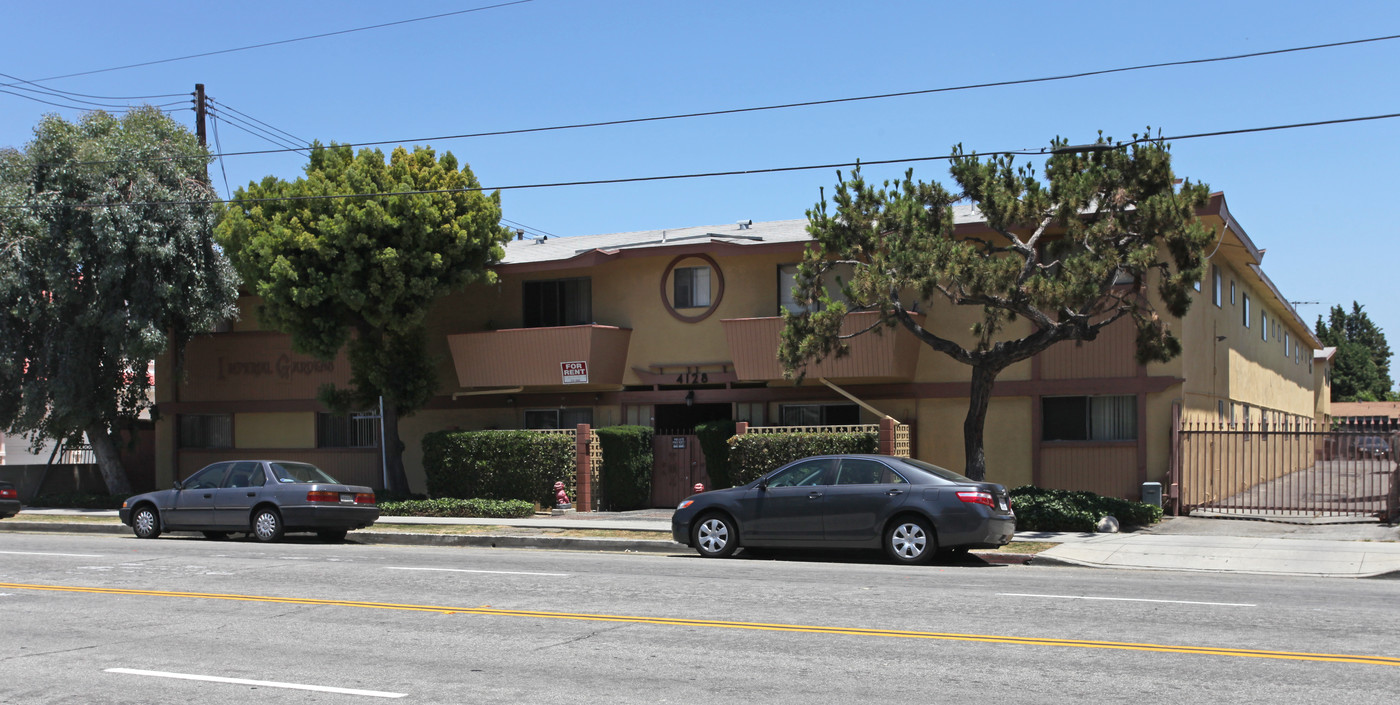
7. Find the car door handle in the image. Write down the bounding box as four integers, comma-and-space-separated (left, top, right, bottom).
246, 492, 256, 497
887, 489, 904, 496
808, 492, 823, 499
203, 493, 212, 498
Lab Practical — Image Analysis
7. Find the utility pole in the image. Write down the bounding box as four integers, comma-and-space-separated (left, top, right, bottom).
194, 83, 207, 148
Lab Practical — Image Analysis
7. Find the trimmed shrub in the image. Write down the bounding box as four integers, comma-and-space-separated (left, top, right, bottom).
694, 420, 737, 489
594, 425, 653, 511
26, 492, 125, 509
728, 431, 878, 485
422, 430, 575, 507
1008, 485, 1163, 532
378, 498, 534, 518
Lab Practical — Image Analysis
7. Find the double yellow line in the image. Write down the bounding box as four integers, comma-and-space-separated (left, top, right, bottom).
5, 581, 1398, 668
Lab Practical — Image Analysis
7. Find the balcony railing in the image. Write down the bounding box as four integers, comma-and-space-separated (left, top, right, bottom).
446, 324, 632, 388
720, 311, 923, 382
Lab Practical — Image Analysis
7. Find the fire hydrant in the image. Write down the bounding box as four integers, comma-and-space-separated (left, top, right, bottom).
554, 481, 572, 508
693, 483, 705, 494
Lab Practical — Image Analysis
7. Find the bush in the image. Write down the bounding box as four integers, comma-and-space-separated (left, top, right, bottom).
421, 430, 575, 507
694, 420, 737, 489
594, 425, 653, 511
1008, 485, 1163, 532
728, 432, 878, 485
378, 497, 534, 518
26, 492, 126, 509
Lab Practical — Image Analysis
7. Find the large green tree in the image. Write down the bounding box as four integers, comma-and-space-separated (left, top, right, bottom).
1315, 302, 1394, 401
217, 143, 511, 494
780, 133, 1213, 481
0, 108, 239, 494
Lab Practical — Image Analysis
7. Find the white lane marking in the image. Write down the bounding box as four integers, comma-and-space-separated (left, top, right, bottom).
997, 592, 1256, 607
0, 550, 103, 558
105, 668, 406, 698
386, 566, 569, 577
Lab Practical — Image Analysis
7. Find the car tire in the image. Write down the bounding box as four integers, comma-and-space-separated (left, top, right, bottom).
317, 529, 348, 543
202, 531, 230, 540
692, 513, 738, 558
132, 505, 161, 539
884, 515, 936, 565
251, 507, 284, 543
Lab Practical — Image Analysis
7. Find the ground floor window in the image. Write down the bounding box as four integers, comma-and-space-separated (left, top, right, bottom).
525, 407, 594, 430
1042, 395, 1137, 441
178, 414, 232, 448
780, 403, 861, 426
317, 411, 381, 448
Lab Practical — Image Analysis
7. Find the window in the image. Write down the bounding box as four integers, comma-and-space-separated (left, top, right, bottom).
778, 263, 856, 314
318, 411, 381, 448
780, 403, 861, 426
1242, 294, 1251, 327
1261, 313, 1268, 341
1230, 279, 1236, 305
183, 463, 230, 489
1212, 267, 1222, 307
1042, 395, 1137, 441
1284, 332, 1290, 358
524, 407, 593, 430
178, 414, 232, 448
222, 461, 266, 488
523, 277, 591, 328
673, 266, 712, 308
766, 459, 832, 487
835, 458, 905, 485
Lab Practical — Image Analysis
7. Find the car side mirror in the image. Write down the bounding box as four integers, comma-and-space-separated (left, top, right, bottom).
172, 480, 184, 491
757, 479, 768, 491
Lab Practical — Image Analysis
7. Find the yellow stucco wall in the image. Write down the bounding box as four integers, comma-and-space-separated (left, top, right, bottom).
915, 396, 1031, 487
234, 412, 315, 449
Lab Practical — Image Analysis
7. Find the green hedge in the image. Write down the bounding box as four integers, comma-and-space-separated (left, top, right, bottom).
421, 430, 575, 507
26, 492, 126, 509
378, 498, 534, 518
594, 425, 653, 510
694, 420, 737, 489
1009, 485, 1163, 532
728, 431, 878, 485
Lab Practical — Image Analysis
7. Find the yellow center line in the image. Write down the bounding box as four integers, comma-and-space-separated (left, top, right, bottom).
5, 581, 1397, 667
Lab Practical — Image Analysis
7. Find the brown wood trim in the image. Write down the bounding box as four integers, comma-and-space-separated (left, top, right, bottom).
500, 240, 807, 274
660, 253, 726, 323
159, 399, 329, 414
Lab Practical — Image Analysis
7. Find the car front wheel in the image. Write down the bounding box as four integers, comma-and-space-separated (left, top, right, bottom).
884, 516, 936, 565
251, 508, 284, 543
692, 513, 738, 558
132, 505, 161, 539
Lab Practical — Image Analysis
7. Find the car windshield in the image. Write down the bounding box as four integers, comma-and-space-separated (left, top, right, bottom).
897, 457, 974, 482
269, 462, 340, 484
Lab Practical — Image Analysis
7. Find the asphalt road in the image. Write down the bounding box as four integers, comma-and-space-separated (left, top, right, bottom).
2, 532, 1398, 704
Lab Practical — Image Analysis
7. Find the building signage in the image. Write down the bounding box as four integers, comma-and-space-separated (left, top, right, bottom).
217, 354, 334, 381
561, 361, 588, 384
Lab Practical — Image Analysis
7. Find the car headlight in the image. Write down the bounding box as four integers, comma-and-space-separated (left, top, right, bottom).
677, 499, 693, 510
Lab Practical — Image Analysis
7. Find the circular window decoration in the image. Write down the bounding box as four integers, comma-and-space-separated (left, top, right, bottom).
660, 253, 725, 323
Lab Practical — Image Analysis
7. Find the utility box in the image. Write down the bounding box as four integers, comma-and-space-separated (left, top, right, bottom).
1141, 482, 1162, 508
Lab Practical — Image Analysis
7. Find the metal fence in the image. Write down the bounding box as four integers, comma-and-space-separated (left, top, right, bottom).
1174, 419, 1399, 520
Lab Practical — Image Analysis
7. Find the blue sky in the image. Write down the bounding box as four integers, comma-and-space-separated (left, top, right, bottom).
3, 1, 1397, 387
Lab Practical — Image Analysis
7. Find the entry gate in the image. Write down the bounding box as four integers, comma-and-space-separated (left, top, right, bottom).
651, 431, 710, 508
1173, 420, 1399, 520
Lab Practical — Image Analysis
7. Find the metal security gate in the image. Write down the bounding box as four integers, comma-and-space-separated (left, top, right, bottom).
650, 432, 710, 508
1174, 420, 1399, 520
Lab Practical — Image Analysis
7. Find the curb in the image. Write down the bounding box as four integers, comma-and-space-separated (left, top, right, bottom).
351, 531, 682, 554
0, 521, 128, 535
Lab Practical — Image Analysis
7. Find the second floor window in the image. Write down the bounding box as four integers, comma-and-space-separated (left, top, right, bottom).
523, 277, 591, 327
673, 266, 711, 309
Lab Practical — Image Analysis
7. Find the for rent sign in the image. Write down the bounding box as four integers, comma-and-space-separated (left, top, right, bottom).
561, 361, 588, 384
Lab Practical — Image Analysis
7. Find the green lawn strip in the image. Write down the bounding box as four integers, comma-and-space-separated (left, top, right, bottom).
11, 513, 123, 524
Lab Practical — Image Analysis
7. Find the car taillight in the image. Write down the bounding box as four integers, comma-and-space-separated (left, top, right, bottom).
0, 488, 16, 499
956, 490, 994, 507
306, 490, 340, 503
354, 493, 376, 504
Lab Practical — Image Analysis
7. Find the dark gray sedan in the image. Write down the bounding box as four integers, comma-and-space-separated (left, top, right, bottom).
672, 454, 1015, 564
119, 460, 379, 542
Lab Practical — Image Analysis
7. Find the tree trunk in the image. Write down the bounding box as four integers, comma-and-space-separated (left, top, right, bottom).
86, 423, 132, 496
381, 404, 410, 495
962, 363, 1002, 482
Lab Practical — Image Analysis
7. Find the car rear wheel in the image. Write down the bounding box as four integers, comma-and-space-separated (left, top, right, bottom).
884, 516, 936, 565
201, 531, 230, 540
132, 505, 161, 539
252, 508, 284, 543
317, 529, 348, 543
692, 513, 738, 558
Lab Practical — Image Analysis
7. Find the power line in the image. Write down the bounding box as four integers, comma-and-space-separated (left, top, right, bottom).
209, 112, 233, 199
6, 110, 1400, 212
207, 97, 307, 146
0, 72, 177, 110
501, 217, 561, 239
2, 1, 533, 87
46, 30, 1400, 168
0, 87, 188, 113
0, 71, 187, 100
206, 106, 309, 154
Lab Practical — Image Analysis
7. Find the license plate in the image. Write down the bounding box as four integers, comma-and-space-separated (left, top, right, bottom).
340, 493, 355, 503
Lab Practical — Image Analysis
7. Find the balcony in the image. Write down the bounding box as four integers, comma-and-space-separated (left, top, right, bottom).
446, 324, 632, 388
721, 311, 923, 382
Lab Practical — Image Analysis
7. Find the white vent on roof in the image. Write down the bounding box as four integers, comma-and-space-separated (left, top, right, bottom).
738, 219, 752, 230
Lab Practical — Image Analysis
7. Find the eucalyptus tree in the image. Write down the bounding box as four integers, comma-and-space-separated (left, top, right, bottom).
780, 132, 1213, 480
0, 108, 238, 494
217, 143, 511, 494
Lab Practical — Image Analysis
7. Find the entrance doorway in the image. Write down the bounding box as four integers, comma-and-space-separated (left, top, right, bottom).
650, 402, 730, 507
